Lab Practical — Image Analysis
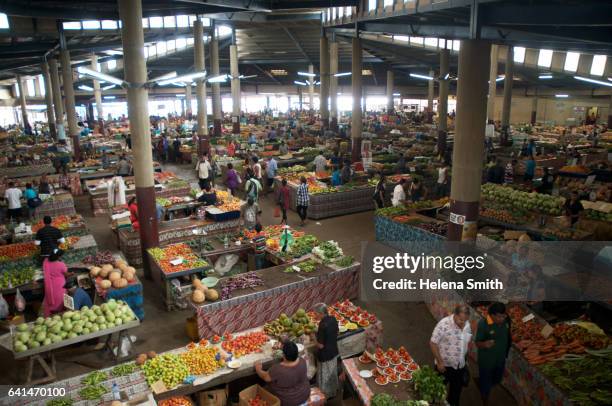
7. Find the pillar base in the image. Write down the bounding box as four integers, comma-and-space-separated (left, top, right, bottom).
199, 136, 210, 156
321, 115, 329, 130
213, 119, 222, 137
71, 135, 81, 162
351, 138, 361, 163
135, 185, 160, 279
330, 117, 338, 132
437, 130, 447, 158
608, 114, 612, 129
48, 123, 57, 139
447, 200, 479, 241
530, 111, 536, 126
232, 118, 240, 135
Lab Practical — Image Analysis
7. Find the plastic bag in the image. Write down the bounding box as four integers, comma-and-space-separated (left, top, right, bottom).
14, 288, 26, 313
0, 294, 9, 319
214, 254, 239, 276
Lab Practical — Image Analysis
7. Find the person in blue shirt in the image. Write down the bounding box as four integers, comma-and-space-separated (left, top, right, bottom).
524, 155, 536, 182
24, 183, 37, 200
248, 132, 257, 145
64, 277, 92, 311
331, 166, 342, 187
266, 157, 278, 194
24, 183, 40, 218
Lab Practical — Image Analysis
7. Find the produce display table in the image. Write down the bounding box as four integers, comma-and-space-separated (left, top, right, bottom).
94, 276, 145, 321
0, 318, 140, 385
275, 178, 375, 220
0, 163, 54, 178
35, 193, 77, 219
342, 356, 418, 405
12, 215, 88, 243
89, 183, 191, 216
192, 262, 360, 339
118, 217, 241, 267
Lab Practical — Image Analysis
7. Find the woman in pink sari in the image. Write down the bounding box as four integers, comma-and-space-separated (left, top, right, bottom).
43, 249, 68, 317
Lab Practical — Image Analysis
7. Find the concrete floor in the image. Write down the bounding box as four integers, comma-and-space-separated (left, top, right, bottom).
0, 162, 516, 405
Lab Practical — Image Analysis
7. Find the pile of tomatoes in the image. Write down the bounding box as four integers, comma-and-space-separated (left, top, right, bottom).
248, 395, 268, 406
159, 396, 193, 406
221, 331, 269, 358
0, 241, 38, 261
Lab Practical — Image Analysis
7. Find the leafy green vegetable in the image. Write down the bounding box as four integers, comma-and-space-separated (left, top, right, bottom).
335, 256, 355, 268
78, 384, 108, 400
111, 362, 138, 377
81, 370, 107, 386
413, 365, 446, 403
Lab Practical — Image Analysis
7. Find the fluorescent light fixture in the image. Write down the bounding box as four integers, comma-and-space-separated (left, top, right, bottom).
334, 72, 351, 77
574, 75, 612, 87
149, 71, 177, 83
496, 75, 505, 82
555, 94, 569, 98
410, 73, 433, 80
102, 84, 116, 90
315, 81, 320, 85
103, 95, 116, 100
78, 85, 94, 91
157, 70, 207, 86
297, 71, 316, 77
176, 94, 185, 98
77, 66, 125, 86
538, 74, 553, 79
172, 82, 186, 87
105, 50, 123, 56
207, 74, 229, 83
608, 77, 612, 81
393, 93, 400, 96
443, 73, 450, 80
294, 80, 307, 86
238, 74, 257, 79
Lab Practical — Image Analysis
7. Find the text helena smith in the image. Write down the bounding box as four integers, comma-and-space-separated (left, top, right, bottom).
373, 278, 504, 291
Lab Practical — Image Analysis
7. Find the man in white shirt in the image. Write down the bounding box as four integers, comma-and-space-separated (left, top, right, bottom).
391, 179, 406, 207
430, 305, 472, 406
313, 151, 327, 174
4, 181, 23, 221
196, 156, 212, 190
436, 164, 449, 197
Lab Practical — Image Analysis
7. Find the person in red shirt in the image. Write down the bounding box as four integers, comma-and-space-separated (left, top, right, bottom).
277, 178, 291, 225
128, 196, 139, 231
227, 140, 236, 157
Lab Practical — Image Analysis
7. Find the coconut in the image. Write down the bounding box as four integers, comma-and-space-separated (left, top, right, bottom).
192, 289, 206, 304
108, 271, 121, 282
89, 266, 101, 278
205, 289, 219, 301
136, 353, 147, 365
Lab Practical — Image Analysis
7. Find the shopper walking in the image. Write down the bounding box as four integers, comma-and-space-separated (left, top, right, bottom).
241, 198, 259, 230
296, 176, 309, 226
4, 181, 22, 222
277, 178, 290, 225
430, 304, 472, 406
42, 249, 69, 317
266, 156, 278, 195
312, 303, 340, 400
196, 154, 212, 190
436, 164, 449, 197
225, 163, 241, 196
392, 178, 407, 207
373, 173, 386, 209
245, 168, 262, 204
475, 302, 511, 406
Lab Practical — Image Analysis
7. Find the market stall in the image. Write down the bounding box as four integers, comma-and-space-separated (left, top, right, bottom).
11, 215, 87, 243
34, 193, 77, 219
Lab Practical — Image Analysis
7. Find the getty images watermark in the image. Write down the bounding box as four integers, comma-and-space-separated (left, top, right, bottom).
360, 240, 612, 302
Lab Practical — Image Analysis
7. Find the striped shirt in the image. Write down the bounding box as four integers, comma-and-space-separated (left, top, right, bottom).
252, 233, 267, 254
296, 183, 309, 206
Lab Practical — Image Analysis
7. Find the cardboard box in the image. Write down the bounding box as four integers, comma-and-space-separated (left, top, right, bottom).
238, 385, 280, 406
199, 387, 228, 406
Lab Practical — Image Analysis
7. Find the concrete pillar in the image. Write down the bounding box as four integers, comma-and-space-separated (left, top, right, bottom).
531, 97, 537, 125
351, 37, 362, 162
194, 18, 208, 155
329, 39, 338, 130
185, 83, 193, 118
308, 64, 314, 110
386, 70, 394, 113
34, 76, 42, 98
448, 40, 491, 241
60, 48, 81, 160
16, 75, 29, 130
298, 88, 303, 111
608, 95, 612, 129
319, 35, 330, 127
486, 44, 498, 124
49, 58, 65, 140
427, 69, 435, 123
41, 62, 56, 138
118, 0, 159, 278
437, 49, 450, 157
287, 95, 291, 112
501, 46, 514, 145
210, 22, 222, 137
229, 42, 240, 134
91, 54, 104, 130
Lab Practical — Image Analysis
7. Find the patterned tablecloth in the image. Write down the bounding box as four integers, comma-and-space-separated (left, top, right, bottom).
90, 185, 191, 216
194, 264, 360, 339
35, 193, 77, 219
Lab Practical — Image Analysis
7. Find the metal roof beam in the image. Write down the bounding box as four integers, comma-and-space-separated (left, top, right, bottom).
282, 27, 312, 66
480, 3, 612, 26
272, 0, 359, 8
